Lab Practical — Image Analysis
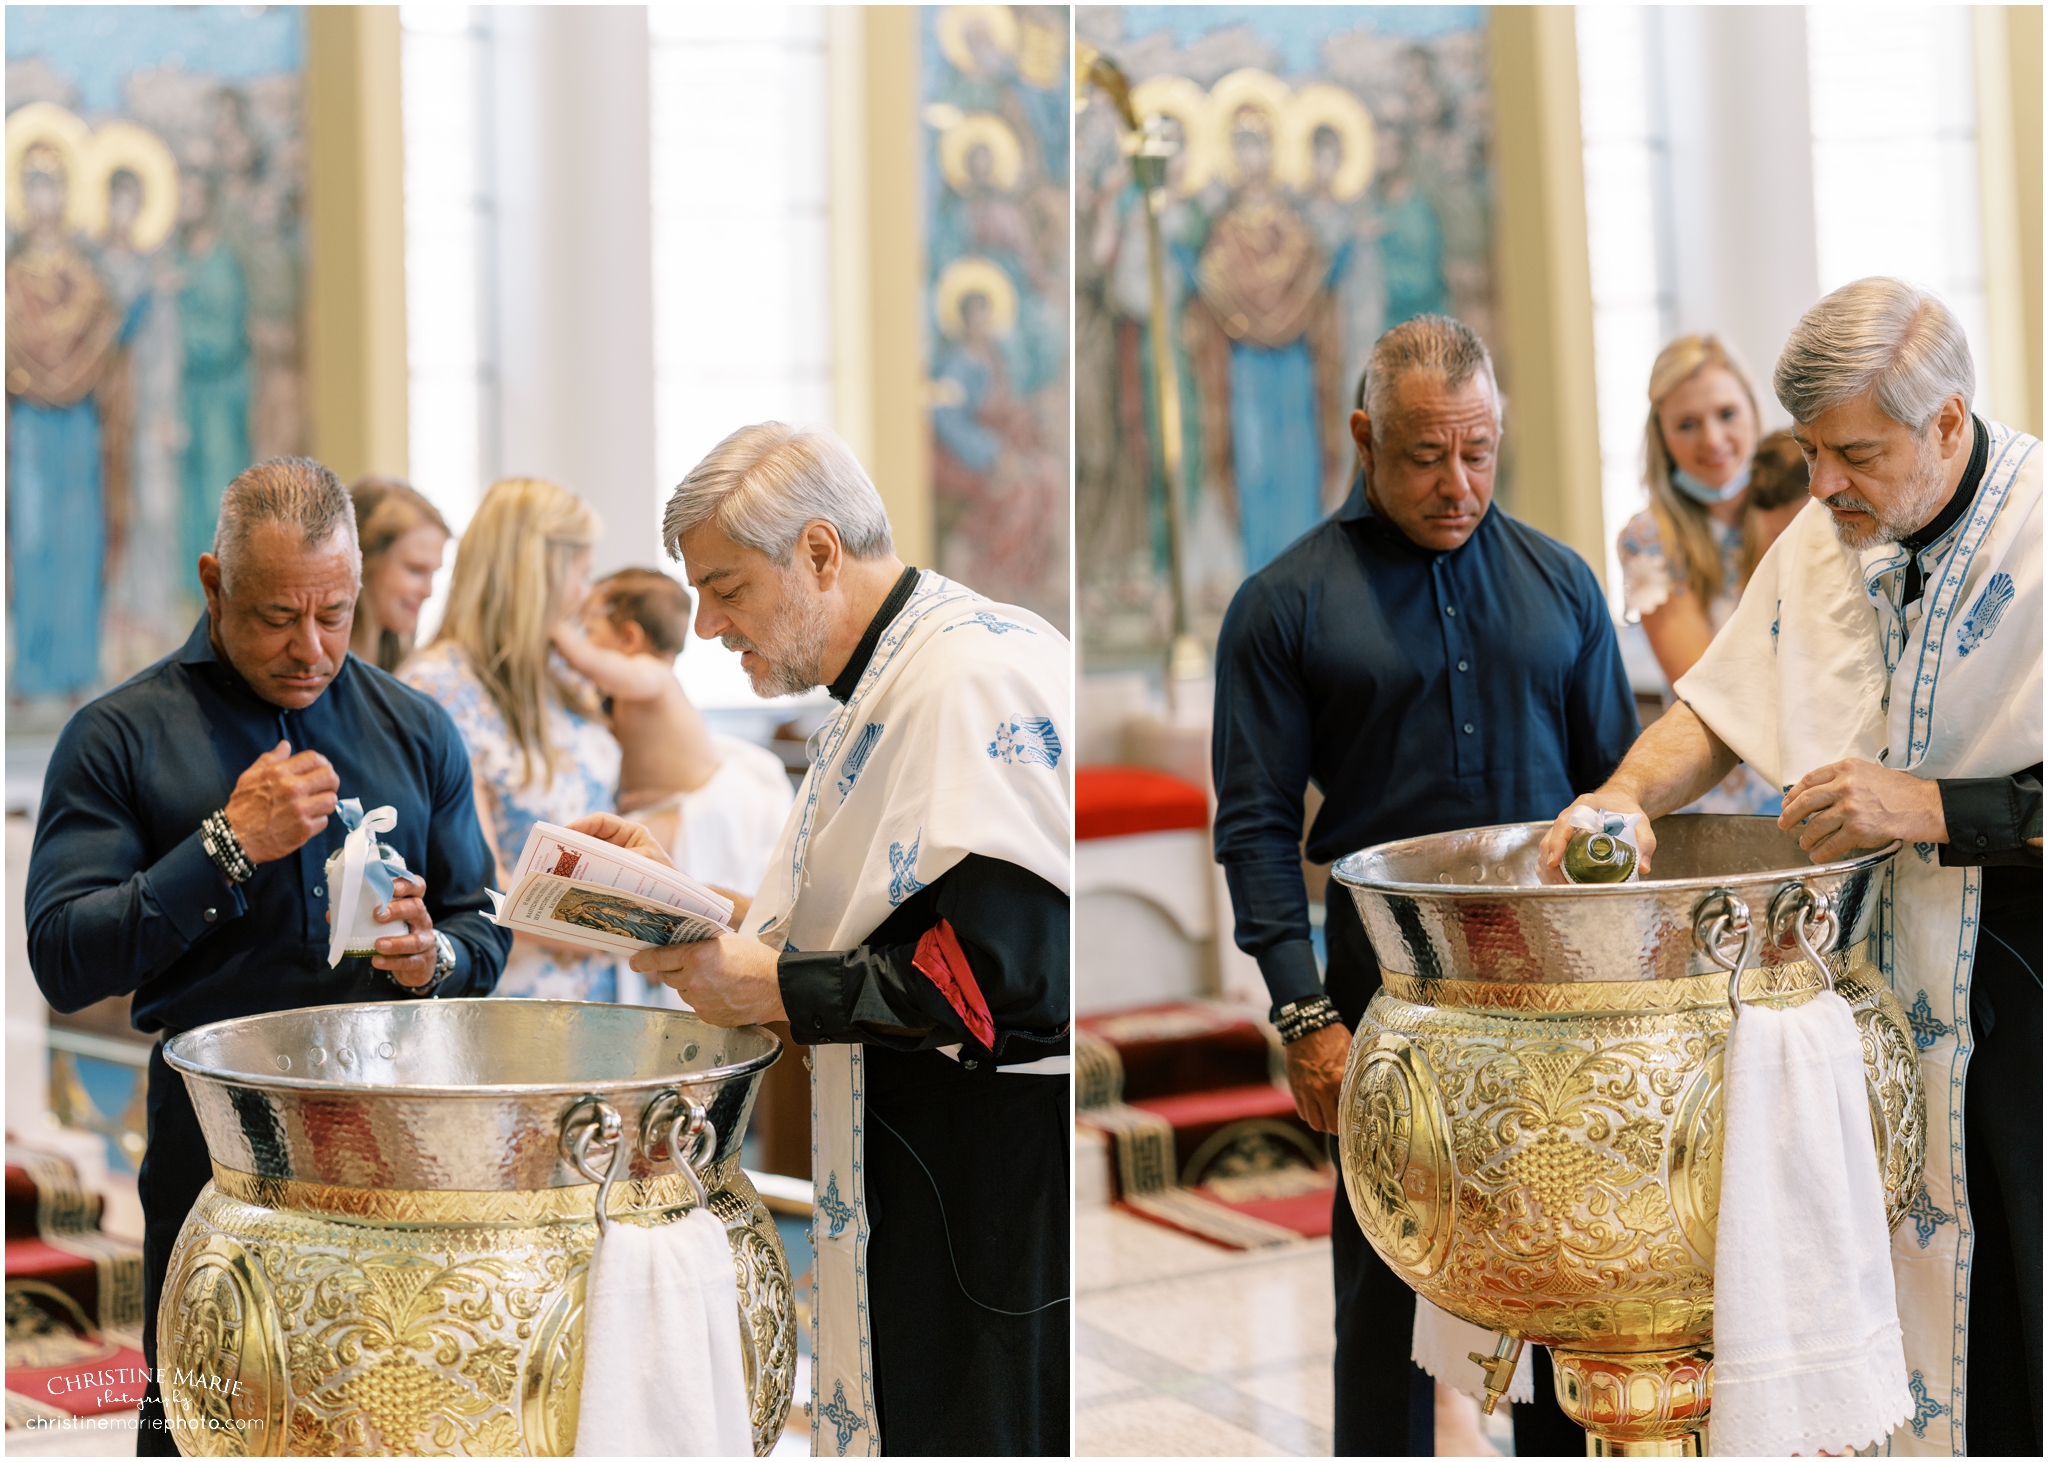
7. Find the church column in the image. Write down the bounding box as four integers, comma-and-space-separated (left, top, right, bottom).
487, 5, 659, 575
828, 6, 932, 567
306, 5, 410, 480
1489, 6, 1603, 575
1973, 4, 2043, 439
1651, 6, 1820, 431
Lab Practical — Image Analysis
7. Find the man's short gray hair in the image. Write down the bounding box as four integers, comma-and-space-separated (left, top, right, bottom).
1354, 313, 1499, 442
213, 457, 359, 591
663, 422, 894, 565
1773, 277, 1975, 431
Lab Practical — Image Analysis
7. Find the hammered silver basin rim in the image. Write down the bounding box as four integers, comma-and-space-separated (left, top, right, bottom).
163, 997, 783, 1098
1332, 817, 1899, 898
1330, 817, 1900, 986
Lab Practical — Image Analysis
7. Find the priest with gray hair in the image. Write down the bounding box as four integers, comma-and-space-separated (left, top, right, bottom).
1543, 278, 2041, 1455
567, 421, 1073, 1455
26, 455, 510, 1454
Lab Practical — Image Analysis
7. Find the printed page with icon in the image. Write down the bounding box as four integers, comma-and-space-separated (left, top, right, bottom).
484, 822, 737, 954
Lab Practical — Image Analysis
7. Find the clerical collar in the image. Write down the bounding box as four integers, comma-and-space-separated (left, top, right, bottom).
826, 566, 921, 703
1899, 415, 1988, 605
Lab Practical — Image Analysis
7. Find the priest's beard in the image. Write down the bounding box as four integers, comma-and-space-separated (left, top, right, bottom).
723, 573, 832, 698
1822, 434, 1951, 549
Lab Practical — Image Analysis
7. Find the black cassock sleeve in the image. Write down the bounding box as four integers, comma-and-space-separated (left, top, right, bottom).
776, 853, 1069, 1064
1937, 763, 2043, 868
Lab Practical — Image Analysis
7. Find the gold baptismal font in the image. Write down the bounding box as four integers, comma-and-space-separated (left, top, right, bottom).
1334, 818, 1926, 1456
155, 1000, 795, 1456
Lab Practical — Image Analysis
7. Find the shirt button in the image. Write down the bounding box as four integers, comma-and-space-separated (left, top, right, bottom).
1463, 723, 1475, 735
1445, 605, 1458, 617
1457, 659, 1469, 672
203, 907, 218, 923
1976, 835, 1989, 848
313, 885, 325, 899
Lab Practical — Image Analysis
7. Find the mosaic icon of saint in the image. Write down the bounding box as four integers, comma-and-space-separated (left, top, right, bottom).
1185, 106, 1349, 575
7, 142, 121, 701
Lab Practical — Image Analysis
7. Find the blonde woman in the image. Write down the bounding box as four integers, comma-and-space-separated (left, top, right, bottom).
1616, 335, 1782, 814
402, 477, 623, 1000
349, 476, 451, 673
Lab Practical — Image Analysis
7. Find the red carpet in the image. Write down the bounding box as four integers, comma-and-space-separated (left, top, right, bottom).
1077, 1002, 1337, 1248
5, 1142, 147, 1431
1221, 1185, 1339, 1237
1076, 765, 1209, 841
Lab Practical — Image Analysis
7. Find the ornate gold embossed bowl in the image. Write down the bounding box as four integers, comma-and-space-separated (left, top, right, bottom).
1332, 817, 1925, 1457
158, 999, 795, 1457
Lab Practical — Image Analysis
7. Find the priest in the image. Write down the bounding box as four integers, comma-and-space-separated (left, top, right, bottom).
570, 422, 1071, 1457
1542, 278, 2041, 1455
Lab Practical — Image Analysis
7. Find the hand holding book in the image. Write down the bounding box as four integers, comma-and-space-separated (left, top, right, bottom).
485, 820, 736, 956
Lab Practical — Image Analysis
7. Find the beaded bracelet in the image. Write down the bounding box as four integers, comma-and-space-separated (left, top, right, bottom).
1273, 992, 1343, 1045
199, 810, 255, 885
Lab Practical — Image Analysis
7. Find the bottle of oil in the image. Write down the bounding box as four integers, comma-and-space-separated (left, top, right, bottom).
1562, 827, 1638, 883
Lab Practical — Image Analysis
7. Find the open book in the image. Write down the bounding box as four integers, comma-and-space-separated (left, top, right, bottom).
484, 821, 736, 955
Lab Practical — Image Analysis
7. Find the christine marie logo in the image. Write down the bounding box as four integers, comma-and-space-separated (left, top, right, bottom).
33, 1365, 261, 1431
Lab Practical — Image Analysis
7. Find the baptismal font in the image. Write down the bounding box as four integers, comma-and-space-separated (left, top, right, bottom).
1335, 817, 1925, 1456
154, 1000, 795, 1456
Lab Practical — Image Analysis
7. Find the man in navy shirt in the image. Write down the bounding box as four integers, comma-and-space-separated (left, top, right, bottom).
26, 457, 509, 1455
1212, 316, 1638, 1454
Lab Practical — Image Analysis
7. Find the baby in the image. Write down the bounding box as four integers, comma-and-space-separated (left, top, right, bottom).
554, 570, 796, 1008
551, 569, 723, 839
1743, 429, 1811, 566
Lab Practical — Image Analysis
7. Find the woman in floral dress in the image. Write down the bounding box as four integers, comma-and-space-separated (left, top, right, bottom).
1616, 335, 1801, 815
403, 477, 624, 1000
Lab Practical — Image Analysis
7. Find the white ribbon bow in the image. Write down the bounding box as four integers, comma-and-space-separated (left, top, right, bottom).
328, 802, 401, 968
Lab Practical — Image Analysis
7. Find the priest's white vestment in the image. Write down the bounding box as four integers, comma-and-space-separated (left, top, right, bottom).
746, 571, 1071, 1457
1677, 420, 2041, 1455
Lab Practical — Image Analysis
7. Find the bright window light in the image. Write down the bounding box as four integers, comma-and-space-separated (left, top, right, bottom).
1576, 6, 1673, 606
1807, 5, 1992, 411
400, 5, 491, 643
648, 7, 831, 709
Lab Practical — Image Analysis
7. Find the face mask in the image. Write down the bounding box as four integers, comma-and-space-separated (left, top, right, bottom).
1670, 462, 1751, 505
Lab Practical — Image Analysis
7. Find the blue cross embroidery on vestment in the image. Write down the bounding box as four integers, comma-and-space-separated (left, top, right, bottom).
987, 716, 1062, 768
1908, 1370, 1950, 1439
1956, 572, 2014, 656
837, 722, 885, 798
1770, 605, 1780, 651
1906, 990, 1953, 1051
818, 1170, 854, 1239
888, 832, 926, 906
943, 610, 1034, 635
1905, 1185, 1955, 1249
1914, 841, 1937, 862
822, 1378, 867, 1454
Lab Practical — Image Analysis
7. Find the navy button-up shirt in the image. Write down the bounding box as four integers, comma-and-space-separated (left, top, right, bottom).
27, 615, 510, 1033
1212, 480, 1639, 1010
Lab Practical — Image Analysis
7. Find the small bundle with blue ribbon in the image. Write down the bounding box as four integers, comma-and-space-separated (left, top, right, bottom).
326, 798, 410, 967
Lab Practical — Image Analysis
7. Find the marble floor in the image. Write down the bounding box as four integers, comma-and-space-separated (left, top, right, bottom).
1075, 1206, 1517, 1457
1076, 1207, 1340, 1455
5, 1384, 811, 1458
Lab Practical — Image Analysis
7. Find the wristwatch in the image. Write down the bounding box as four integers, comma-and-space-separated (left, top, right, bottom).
388, 931, 457, 997
428, 930, 457, 992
